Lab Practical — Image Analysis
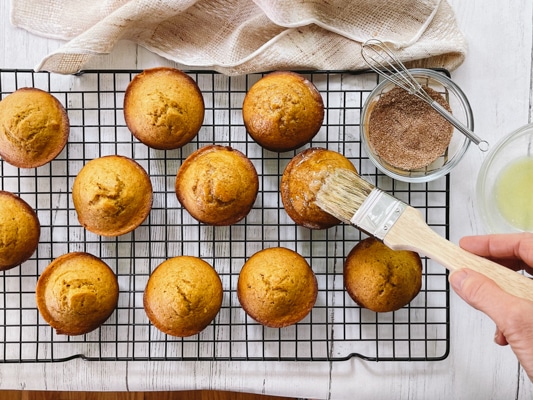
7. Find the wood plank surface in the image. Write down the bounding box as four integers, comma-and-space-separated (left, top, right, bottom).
0, 391, 295, 400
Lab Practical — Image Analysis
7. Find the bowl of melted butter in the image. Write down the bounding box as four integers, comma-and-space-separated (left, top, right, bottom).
477, 123, 533, 233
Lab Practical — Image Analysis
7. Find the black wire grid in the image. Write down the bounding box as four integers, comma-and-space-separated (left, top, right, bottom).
0, 69, 450, 363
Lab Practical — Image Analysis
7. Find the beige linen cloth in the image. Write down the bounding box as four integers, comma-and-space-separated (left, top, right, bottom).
10, 0, 467, 75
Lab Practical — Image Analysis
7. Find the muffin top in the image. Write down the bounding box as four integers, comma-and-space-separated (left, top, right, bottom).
144, 256, 223, 337
242, 71, 324, 152
124, 67, 205, 150
35, 252, 119, 335
281, 147, 357, 229
72, 155, 153, 236
0, 191, 40, 270
175, 145, 259, 226
344, 238, 422, 313
237, 247, 317, 328
0, 87, 69, 168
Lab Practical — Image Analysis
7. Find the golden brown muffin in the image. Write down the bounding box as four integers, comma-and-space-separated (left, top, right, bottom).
281, 147, 358, 229
237, 247, 317, 328
242, 71, 324, 152
124, 67, 205, 150
0, 191, 40, 270
72, 155, 153, 236
344, 238, 423, 313
144, 256, 223, 337
0, 87, 69, 168
35, 252, 119, 335
175, 145, 259, 226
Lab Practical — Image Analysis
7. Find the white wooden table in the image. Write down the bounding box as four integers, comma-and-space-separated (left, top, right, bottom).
1, 1, 533, 398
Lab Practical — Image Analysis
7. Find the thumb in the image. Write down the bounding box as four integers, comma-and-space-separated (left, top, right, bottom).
449, 268, 513, 323
450, 268, 533, 381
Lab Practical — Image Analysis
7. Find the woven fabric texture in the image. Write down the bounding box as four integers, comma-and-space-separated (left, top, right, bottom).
11, 0, 467, 75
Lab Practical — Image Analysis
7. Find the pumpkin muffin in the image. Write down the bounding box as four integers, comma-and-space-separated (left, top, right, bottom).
144, 256, 223, 337
124, 67, 205, 150
0, 191, 40, 270
344, 238, 423, 313
0, 87, 69, 168
175, 145, 259, 225
281, 147, 358, 229
237, 247, 317, 328
242, 71, 324, 152
35, 252, 119, 335
72, 155, 153, 236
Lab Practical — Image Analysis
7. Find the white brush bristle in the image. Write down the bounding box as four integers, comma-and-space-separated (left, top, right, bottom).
316, 169, 375, 223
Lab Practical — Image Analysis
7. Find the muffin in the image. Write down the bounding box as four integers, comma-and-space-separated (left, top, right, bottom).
144, 256, 223, 337
344, 238, 423, 312
124, 67, 205, 150
237, 247, 317, 328
0, 191, 40, 270
35, 252, 119, 335
367, 86, 454, 170
281, 147, 358, 229
175, 145, 259, 225
72, 155, 153, 236
242, 71, 324, 152
0, 87, 69, 168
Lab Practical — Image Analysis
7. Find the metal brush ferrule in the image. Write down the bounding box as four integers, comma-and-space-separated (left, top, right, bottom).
350, 188, 406, 240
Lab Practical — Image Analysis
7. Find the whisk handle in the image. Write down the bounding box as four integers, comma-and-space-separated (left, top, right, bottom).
430, 101, 489, 152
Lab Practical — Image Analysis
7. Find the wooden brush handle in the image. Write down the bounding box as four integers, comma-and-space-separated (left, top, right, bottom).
383, 206, 533, 303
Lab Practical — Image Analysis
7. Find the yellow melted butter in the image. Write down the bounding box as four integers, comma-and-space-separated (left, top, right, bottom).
495, 157, 533, 231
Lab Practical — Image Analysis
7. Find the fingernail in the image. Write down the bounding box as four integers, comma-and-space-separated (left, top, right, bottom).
449, 269, 468, 291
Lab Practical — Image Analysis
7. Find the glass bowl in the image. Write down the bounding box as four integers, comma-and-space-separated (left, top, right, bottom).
360, 68, 474, 183
477, 123, 533, 233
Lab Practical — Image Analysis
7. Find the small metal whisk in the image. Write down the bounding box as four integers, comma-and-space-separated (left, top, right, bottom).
361, 39, 489, 152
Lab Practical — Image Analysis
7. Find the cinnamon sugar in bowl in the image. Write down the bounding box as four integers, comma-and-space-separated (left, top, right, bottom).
360, 69, 473, 183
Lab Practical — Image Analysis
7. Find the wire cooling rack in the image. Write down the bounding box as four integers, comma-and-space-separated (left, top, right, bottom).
0, 69, 450, 363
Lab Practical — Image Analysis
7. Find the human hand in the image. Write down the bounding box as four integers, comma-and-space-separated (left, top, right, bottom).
449, 233, 533, 381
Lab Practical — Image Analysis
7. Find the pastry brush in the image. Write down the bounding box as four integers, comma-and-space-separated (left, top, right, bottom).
315, 168, 533, 302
